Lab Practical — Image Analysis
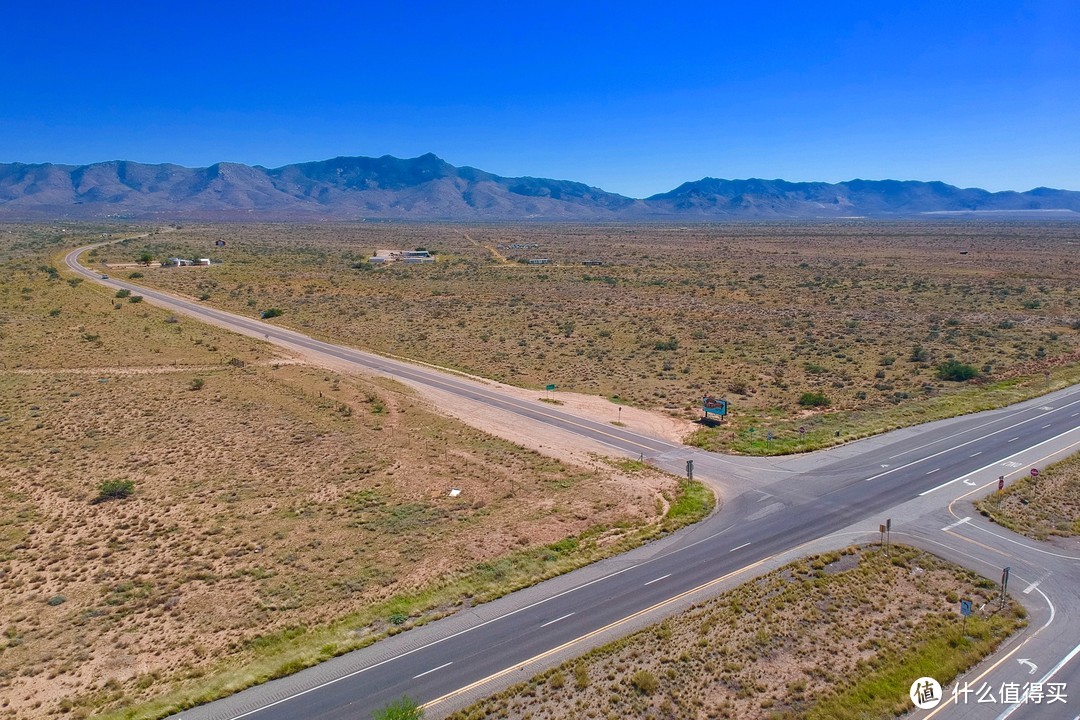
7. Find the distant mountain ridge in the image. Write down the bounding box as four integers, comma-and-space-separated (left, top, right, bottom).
1, 153, 1077, 220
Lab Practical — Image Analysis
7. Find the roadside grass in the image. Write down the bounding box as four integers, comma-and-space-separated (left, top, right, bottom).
94, 479, 711, 720
975, 453, 1080, 540
688, 365, 1080, 455
94, 221, 1080, 452
807, 610, 1020, 720
450, 545, 1026, 720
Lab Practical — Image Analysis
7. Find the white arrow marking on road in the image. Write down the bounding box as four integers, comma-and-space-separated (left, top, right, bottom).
963, 479, 977, 486
1023, 581, 1040, 595
942, 517, 971, 531
1018, 658, 1037, 674
880, 464, 890, 468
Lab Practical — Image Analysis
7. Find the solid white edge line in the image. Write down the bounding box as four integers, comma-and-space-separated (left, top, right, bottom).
918, 426, 1080, 496
866, 394, 1080, 485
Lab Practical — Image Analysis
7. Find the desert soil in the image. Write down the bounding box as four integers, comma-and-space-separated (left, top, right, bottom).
0, 232, 684, 719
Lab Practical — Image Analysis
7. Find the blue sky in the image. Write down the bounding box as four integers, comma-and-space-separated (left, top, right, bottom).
3, 1, 1078, 197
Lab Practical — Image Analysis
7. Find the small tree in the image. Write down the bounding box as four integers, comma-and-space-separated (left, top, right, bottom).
372, 696, 423, 720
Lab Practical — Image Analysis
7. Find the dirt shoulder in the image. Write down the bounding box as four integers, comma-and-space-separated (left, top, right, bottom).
275, 342, 694, 479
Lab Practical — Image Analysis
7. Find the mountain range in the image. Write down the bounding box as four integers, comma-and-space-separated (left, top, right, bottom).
1, 153, 1078, 220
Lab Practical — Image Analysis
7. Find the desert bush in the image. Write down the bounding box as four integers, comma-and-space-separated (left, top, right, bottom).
95, 479, 135, 503
631, 669, 659, 694
261, 308, 284, 319
936, 360, 978, 382
574, 663, 590, 689
115, 288, 131, 298
798, 392, 830, 408
129, 295, 143, 303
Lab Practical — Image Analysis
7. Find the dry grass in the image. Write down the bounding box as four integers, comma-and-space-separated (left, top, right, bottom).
93, 221, 1080, 454
0, 227, 701, 719
450, 545, 1026, 720
976, 453, 1080, 540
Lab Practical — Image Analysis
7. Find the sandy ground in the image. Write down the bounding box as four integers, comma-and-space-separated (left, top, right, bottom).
273, 340, 696, 481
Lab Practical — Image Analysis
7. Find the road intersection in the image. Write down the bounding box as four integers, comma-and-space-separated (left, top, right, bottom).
65, 245, 1080, 719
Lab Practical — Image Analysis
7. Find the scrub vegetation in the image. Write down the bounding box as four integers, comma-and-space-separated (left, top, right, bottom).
976, 453, 1080, 540
449, 545, 1026, 720
0, 226, 708, 719
96, 221, 1080, 455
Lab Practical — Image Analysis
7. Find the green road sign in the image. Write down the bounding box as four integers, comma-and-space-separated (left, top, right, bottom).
546, 384, 556, 391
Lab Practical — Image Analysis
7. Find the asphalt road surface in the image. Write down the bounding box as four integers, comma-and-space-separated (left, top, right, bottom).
66, 245, 1080, 720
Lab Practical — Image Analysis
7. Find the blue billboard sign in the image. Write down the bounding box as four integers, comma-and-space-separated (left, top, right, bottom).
703, 396, 728, 417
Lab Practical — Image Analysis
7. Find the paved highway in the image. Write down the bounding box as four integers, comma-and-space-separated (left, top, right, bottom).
65, 245, 1080, 719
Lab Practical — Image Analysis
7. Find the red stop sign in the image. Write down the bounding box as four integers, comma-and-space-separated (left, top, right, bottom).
1030, 468, 1040, 477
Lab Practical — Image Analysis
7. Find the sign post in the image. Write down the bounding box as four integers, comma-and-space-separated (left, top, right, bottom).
886, 518, 892, 558
960, 598, 973, 636
998, 475, 1005, 492
1000, 567, 1011, 610
686, 459, 694, 482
